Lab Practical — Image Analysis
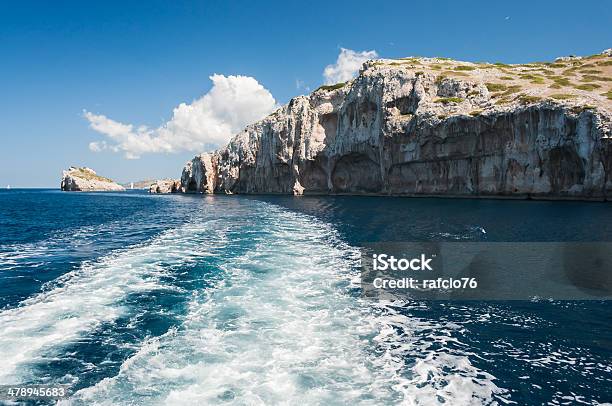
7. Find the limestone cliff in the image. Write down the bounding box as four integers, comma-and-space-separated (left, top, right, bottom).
149, 179, 181, 194
181, 50, 612, 200
61, 167, 125, 192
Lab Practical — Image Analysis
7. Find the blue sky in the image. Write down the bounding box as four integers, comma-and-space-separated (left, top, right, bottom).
1, 0, 610, 187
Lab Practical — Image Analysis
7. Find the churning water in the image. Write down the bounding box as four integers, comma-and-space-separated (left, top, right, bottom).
0, 190, 610, 405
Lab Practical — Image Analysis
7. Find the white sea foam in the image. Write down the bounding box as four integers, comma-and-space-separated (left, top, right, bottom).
0, 215, 228, 384
370, 302, 509, 405
65, 203, 507, 405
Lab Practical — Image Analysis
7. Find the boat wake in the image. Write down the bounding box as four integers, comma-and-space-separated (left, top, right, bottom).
68, 203, 507, 405
0, 212, 228, 384
1, 198, 508, 404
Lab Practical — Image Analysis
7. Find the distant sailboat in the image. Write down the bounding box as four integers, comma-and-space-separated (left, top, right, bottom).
6, 185, 10, 189
130, 182, 134, 190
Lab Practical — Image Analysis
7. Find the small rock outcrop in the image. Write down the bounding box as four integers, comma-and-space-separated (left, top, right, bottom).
180, 50, 612, 200
61, 167, 125, 192
149, 179, 181, 194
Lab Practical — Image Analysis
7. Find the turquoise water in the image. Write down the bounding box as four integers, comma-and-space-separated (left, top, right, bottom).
0, 189, 610, 405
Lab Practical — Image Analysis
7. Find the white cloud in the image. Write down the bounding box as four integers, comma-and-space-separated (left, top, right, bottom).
323, 48, 378, 84
85, 74, 277, 159
88, 141, 104, 152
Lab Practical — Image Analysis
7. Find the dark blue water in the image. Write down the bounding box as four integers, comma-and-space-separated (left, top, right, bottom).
0, 189, 610, 405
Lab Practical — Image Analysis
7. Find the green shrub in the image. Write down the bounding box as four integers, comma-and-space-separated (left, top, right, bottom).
580, 69, 602, 74
316, 82, 347, 92
469, 110, 483, 116
453, 66, 476, 71
549, 93, 575, 100
574, 83, 601, 91
571, 105, 596, 114
543, 62, 566, 68
549, 84, 562, 89
485, 83, 507, 92
580, 75, 611, 82
537, 69, 555, 75
597, 60, 612, 66
434, 74, 447, 85
435, 97, 463, 104
561, 67, 578, 76
399, 58, 422, 64
602, 90, 612, 100
518, 95, 542, 104
500, 85, 522, 96
520, 74, 545, 84
495, 97, 511, 105
584, 54, 605, 60
552, 77, 571, 86
441, 70, 468, 77
499, 76, 514, 80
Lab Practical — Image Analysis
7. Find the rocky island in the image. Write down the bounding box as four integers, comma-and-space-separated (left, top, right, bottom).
169, 50, 612, 200
61, 167, 125, 192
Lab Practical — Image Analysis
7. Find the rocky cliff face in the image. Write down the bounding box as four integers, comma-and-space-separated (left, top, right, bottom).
61, 167, 125, 192
149, 179, 181, 194
180, 51, 612, 200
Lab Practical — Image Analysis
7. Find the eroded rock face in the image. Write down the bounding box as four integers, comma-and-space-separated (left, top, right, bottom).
180, 153, 217, 193
149, 179, 181, 194
180, 54, 612, 200
61, 167, 125, 192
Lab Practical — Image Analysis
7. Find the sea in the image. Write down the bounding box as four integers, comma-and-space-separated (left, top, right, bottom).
0, 189, 610, 405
